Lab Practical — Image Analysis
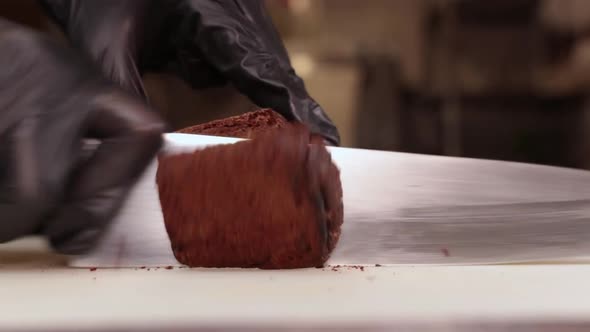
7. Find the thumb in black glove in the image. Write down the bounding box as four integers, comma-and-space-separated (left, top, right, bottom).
0, 19, 165, 254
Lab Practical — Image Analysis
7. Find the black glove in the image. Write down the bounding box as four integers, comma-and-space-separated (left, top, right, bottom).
38, 0, 341, 146
0, 19, 165, 254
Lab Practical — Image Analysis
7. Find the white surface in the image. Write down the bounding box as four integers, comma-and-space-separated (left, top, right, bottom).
73, 133, 590, 267
3, 252, 590, 330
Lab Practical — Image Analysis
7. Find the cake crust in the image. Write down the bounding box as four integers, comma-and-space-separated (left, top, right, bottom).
177, 109, 287, 139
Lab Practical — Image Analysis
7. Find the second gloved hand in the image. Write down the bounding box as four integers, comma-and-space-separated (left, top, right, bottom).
0, 19, 165, 254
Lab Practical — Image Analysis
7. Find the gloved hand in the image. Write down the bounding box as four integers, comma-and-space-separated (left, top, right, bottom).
38, 0, 341, 146
0, 19, 165, 254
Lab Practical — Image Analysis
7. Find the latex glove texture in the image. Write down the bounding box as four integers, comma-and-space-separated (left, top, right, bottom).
39, 0, 341, 145
0, 19, 164, 254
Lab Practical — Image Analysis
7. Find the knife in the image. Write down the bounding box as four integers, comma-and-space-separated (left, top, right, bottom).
69, 133, 590, 267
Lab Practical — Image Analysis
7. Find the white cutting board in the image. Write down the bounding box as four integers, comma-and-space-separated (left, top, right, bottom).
2, 238, 590, 331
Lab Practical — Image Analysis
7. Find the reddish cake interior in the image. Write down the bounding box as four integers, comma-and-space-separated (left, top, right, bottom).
156, 110, 343, 269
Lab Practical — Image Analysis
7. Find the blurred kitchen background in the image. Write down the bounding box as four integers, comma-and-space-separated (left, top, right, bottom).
4, 0, 590, 169
264, 0, 590, 170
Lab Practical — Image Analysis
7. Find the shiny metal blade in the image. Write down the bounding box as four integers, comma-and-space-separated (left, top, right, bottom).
71, 134, 590, 267
328, 146, 590, 264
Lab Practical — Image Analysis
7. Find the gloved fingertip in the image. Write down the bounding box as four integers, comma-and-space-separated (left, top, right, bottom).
49, 227, 102, 255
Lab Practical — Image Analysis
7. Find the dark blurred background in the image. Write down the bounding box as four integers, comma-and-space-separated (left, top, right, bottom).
4, 0, 590, 169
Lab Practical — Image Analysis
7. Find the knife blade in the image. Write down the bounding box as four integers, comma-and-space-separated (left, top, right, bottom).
69, 133, 590, 267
